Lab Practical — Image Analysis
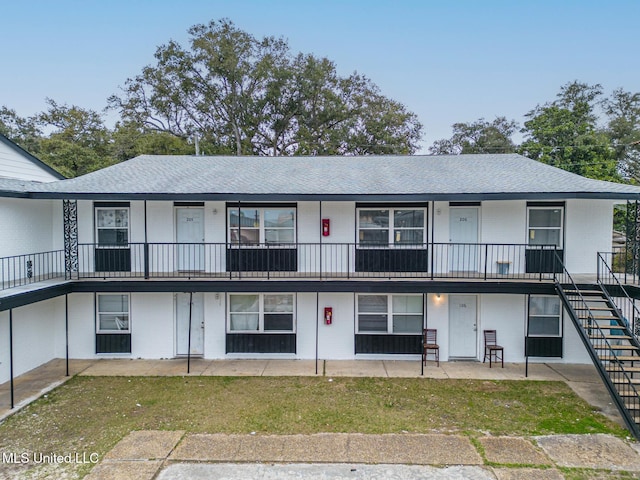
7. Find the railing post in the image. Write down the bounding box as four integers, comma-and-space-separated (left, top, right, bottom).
430, 243, 434, 280
483, 244, 488, 280
266, 243, 270, 280
144, 243, 150, 279
539, 246, 543, 282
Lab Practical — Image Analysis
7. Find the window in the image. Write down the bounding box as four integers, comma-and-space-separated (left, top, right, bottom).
528, 296, 561, 336
228, 293, 295, 332
527, 207, 563, 248
97, 294, 130, 333
357, 294, 423, 334
228, 207, 296, 245
96, 207, 129, 246
357, 208, 425, 246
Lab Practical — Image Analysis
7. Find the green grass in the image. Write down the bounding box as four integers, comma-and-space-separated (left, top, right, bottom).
0, 376, 628, 478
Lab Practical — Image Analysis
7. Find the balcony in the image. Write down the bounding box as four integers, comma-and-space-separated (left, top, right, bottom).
0, 243, 563, 292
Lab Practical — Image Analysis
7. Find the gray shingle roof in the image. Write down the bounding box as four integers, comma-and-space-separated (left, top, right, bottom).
0, 177, 45, 197
20, 153, 640, 200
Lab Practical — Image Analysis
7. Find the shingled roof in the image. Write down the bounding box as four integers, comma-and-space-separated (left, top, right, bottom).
20, 153, 640, 201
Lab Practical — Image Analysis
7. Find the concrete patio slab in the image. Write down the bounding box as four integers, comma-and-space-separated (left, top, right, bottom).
203, 359, 268, 376
547, 363, 602, 383
262, 359, 319, 376
325, 360, 387, 377
0, 358, 94, 420
535, 434, 640, 471
104, 430, 184, 461
478, 436, 552, 465
84, 460, 163, 480
383, 360, 438, 378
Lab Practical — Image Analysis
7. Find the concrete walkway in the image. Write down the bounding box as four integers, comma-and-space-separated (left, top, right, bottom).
84, 430, 640, 480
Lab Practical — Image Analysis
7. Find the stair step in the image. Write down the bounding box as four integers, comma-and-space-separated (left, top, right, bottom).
575, 307, 615, 311
618, 391, 640, 398
564, 289, 604, 294
607, 365, 640, 373
602, 356, 640, 363
612, 378, 640, 385
596, 345, 639, 350
591, 335, 632, 340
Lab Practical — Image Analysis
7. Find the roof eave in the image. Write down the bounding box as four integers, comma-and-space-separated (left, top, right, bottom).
25, 191, 640, 201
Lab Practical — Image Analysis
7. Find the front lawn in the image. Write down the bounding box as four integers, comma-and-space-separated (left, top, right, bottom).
0, 376, 626, 478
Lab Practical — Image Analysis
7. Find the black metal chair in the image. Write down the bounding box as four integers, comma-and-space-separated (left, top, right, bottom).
422, 328, 440, 366
483, 329, 504, 368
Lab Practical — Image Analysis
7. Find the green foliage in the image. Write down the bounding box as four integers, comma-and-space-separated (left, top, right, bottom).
0, 106, 42, 154
603, 88, 640, 182
519, 81, 621, 181
108, 19, 423, 156
429, 117, 518, 155
111, 122, 193, 162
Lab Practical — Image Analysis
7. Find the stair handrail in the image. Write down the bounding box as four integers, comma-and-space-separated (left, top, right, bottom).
598, 252, 640, 338
553, 251, 640, 439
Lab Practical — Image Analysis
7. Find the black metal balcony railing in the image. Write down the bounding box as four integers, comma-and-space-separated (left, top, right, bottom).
0, 250, 65, 290
0, 243, 559, 291
597, 252, 640, 337
598, 248, 640, 286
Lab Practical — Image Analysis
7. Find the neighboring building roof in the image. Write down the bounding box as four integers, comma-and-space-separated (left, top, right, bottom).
0, 133, 65, 181
24, 153, 640, 201
0, 177, 42, 197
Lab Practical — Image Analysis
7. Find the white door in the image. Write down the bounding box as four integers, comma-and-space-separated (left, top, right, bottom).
449, 295, 477, 358
449, 207, 479, 271
176, 292, 204, 356
176, 208, 205, 271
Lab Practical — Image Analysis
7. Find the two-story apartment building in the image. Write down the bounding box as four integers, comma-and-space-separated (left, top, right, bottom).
2, 151, 639, 372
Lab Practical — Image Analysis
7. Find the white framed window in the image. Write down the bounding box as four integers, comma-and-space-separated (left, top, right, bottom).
527, 206, 563, 248
228, 207, 296, 245
528, 295, 561, 337
357, 208, 425, 246
357, 294, 424, 334
95, 207, 129, 247
97, 294, 130, 333
228, 293, 295, 333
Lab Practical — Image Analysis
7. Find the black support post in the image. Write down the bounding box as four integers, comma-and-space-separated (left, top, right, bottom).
187, 292, 193, 374
9, 309, 14, 409
65, 294, 69, 377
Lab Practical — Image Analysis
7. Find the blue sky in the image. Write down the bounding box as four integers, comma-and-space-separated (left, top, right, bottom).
2, 0, 639, 153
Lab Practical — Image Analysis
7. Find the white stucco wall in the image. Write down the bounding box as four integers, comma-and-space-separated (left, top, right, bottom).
0, 297, 65, 384
0, 198, 58, 257
564, 199, 614, 274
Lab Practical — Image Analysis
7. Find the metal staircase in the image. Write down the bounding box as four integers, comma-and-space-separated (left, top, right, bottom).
554, 255, 640, 438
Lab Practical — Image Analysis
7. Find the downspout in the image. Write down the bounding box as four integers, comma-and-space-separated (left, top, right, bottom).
316, 201, 323, 374
144, 200, 149, 279
430, 201, 435, 279
421, 293, 425, 376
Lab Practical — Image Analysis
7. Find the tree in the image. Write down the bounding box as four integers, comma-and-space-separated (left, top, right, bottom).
429, 117, 518, 155
0, 107, 42, 154
34, 99, 114, 177
111, 122, 194, 162
519, 81, 620, 181
108, 19, 422, 156
602, 88, 640, 181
